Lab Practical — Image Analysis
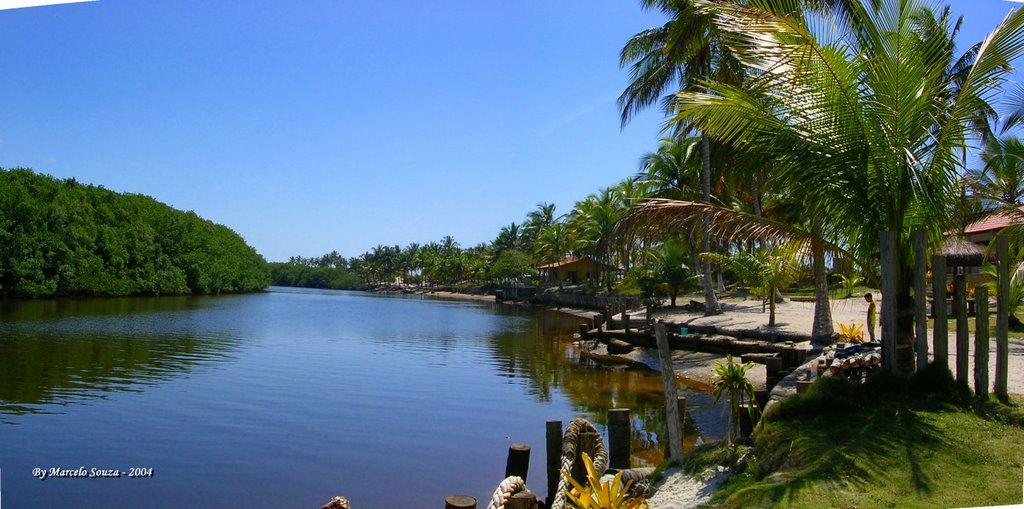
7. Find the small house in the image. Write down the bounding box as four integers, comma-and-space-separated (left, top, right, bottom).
535, 256, 619, 285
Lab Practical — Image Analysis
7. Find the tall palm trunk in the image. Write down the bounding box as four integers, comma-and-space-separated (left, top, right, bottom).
811, 220, 834, 341
701, 133, 723, 315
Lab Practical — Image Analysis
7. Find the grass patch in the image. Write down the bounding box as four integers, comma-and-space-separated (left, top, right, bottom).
706, 366, 1024, 508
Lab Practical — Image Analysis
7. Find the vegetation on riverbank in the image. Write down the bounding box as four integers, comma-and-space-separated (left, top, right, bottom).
0, 168, 269, 297
688, 367, 1024, 508
268, 259, 364, 291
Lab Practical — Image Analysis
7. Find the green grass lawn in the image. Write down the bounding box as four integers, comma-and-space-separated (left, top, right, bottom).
693, 368, 1024, 508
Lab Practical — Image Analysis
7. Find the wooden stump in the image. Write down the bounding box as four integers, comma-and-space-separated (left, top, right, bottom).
572, 432, 599, 485
444, 495, 477, 509
738, 403, 753, 437
505, 443, 530, 482
545, 420, 562, 509
507, 491, 537, 509
607, 408, 631, 471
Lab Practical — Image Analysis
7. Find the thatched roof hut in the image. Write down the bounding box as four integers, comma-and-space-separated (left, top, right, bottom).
940, 237, 987, 267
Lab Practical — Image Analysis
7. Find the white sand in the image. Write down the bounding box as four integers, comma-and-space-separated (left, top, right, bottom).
647, 466, 730, 509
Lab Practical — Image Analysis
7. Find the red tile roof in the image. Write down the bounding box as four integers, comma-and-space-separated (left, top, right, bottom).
964, 205, 1024, 235
536, 256, 581, 269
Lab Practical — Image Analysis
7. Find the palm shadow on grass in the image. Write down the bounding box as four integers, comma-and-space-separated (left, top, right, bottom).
714, 366, 971, 508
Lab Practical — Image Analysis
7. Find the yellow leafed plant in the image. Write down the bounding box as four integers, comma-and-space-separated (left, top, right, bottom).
562, 452, 649, 509
836, 321, 864, 343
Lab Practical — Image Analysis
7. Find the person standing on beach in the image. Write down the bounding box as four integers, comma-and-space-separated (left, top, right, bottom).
864, 292, 876, 342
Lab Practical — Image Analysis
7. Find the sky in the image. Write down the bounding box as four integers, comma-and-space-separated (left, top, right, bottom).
0, 0, 1021, 262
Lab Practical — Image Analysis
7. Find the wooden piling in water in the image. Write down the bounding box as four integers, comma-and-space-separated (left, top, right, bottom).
932, 254, 948, 369
578, 323, 589, 340
572, 432, 599, 485
655, 322, 685, 463
975, 285, 990, 398
996, 236, 1010, 399
955, 275, 969, 384
507, 490, 536, 509
915, 230, 929, 372
545, 420, 562, 508
444, 495, 477, 509
607, 408, 630, 471
505, 443, 531, 482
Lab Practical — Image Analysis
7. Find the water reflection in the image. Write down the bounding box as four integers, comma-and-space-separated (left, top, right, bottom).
0, 297, 241, 417
478, 303, 726, 466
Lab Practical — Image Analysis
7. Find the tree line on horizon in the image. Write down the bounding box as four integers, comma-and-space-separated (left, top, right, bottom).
0, 168, 269, 297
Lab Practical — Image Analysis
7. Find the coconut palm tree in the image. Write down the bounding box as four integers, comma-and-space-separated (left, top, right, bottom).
967, 134, 1024, 206
649, 0, 1024, 357
536, 222, 571, 288
494, 222, 524, 255
619, 0, 746, 316
524, 202, 557, 247
569, 189, 623, 292
637, 136, 703, 200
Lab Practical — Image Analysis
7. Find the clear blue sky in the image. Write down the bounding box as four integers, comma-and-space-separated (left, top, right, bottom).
0, 0, 1019, 262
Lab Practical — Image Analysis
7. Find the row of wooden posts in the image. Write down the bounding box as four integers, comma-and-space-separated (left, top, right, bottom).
443, 398, 687, 508
882, 231, 1010, 398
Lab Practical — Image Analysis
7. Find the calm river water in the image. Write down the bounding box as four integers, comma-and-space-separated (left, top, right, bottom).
0, 287, 724, 507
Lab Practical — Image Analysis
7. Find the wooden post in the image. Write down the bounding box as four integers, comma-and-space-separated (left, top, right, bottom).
765, 356, 783, 390
955, 275, 969, 384
623, 313, 631, 338
975, 285, 990, 398
507, 491, 537, 509
578, 323, 589, 340
880, 231, 898, 372
655, 322, 684, 462
607, 408, 631, 471
796, 380, 812, 394
996, 235, 1010, 399
444, 496, 477, 509
754, 390, 769, 410
738, 403, 753, 437
572, 432, 599, 485
505, 443, 531, 482
932, 254, 948, 369
915, 230, 928, 372
545, 420, 562, 509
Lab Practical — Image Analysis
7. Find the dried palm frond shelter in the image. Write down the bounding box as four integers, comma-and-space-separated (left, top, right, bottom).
939, 237, 987, 270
